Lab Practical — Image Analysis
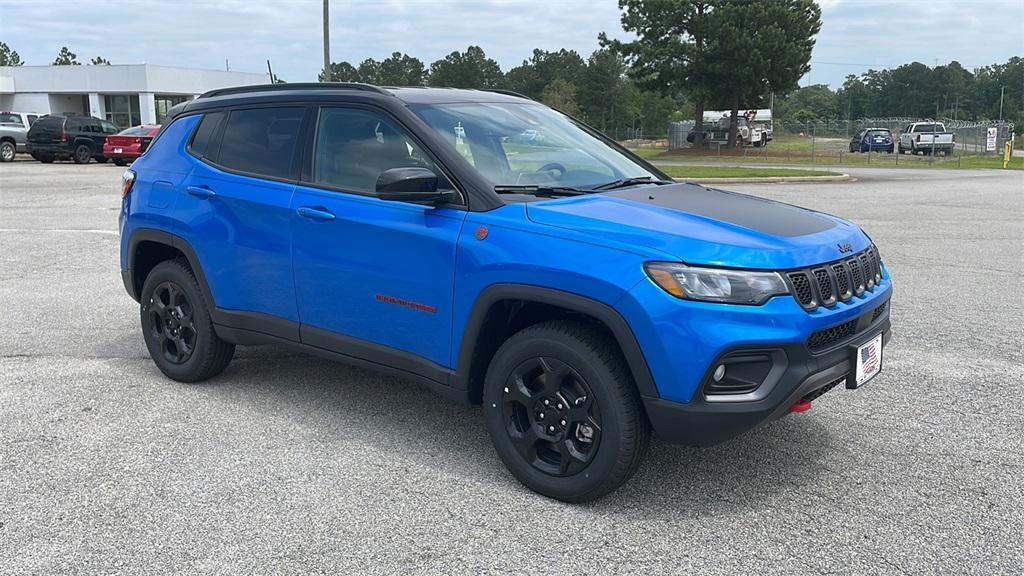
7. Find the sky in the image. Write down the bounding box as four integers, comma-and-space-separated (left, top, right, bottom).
1, 0, 1022, 88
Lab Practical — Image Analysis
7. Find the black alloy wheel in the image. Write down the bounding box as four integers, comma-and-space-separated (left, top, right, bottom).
501, 356, 602, 477
483, 320, 649, 502
145, 281, 196, 365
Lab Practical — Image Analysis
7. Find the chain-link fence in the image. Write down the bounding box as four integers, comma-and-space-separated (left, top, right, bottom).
656, 118, 1016, 166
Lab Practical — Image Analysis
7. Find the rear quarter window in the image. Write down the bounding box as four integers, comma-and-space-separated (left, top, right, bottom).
187, 111, 224, 159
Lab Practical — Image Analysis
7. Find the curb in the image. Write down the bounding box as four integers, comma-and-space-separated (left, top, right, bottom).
673, 173, 852, 184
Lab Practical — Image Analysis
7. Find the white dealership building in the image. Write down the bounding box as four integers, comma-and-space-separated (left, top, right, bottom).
0, 64, 269, 127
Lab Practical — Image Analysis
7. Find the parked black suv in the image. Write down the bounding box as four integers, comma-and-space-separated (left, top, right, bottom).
27, 114, 120, 164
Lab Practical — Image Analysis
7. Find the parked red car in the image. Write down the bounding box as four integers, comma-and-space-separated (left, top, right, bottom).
103, 124, 160, 166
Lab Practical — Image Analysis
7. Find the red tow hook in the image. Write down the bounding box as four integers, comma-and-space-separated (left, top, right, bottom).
790, 398, 812, 413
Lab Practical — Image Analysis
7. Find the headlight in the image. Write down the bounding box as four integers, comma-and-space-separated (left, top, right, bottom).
644, 262, 789, 305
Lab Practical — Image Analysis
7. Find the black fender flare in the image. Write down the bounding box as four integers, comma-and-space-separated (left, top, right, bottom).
124, 228, 216, 308
453, 283, 659, 399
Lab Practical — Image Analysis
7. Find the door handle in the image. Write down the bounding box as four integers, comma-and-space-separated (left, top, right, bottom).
186, 185, 216, 198
297, 206, 336, 221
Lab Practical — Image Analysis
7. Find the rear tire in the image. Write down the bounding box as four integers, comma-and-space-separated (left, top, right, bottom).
72, 144, 91, 164
482, 320, 650, 502
140, 259, 234, 383
0, 141, 15, 162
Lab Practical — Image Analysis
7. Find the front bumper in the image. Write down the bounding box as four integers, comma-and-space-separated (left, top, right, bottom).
643, 318, 890, 447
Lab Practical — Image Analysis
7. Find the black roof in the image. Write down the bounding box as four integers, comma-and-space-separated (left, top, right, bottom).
172, 83, 531, 118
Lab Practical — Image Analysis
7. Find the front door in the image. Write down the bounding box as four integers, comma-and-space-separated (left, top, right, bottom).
290, 106, 466, 371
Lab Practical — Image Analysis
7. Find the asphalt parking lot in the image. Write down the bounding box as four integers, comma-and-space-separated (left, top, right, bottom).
1, 161, 1022, 574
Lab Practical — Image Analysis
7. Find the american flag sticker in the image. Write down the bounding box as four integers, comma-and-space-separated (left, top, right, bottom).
856, 334, 883, 386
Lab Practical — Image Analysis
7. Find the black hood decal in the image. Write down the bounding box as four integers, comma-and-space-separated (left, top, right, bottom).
604, 183, 836, 237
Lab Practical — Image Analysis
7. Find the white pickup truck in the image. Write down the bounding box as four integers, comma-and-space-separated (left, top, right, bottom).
898, 122, 955, 156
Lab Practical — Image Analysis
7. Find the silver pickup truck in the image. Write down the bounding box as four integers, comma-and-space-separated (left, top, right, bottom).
0, 111, 43, 162
898, 122, 955, 156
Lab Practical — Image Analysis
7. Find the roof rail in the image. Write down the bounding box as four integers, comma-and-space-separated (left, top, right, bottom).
481, 88, 533, 101
198, 82, 392, 99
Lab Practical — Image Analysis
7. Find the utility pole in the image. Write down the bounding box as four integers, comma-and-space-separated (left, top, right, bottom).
322, 0, 331, 82
998, 85, 1005, 122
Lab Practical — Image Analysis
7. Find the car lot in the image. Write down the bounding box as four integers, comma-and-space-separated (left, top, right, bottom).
1, 162, 1021, 574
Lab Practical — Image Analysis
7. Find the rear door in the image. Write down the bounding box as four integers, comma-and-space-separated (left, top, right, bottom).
289, 105, 466, 369
176, 106, 308, 333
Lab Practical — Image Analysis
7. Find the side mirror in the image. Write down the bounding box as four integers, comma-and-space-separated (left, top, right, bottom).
375, 167, 447, 202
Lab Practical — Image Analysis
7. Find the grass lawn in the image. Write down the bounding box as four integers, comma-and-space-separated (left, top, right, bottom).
658, 165, 842, 179
629, 145, 1023, 170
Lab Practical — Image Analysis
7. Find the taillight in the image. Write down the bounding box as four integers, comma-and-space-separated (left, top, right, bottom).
121, 170, 136, 199
133, 137, 141, 144
60, 131, 67, 142
915, 135, 920, 142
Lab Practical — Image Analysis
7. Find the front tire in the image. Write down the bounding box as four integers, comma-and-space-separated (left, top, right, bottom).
140, 259, 234, 383
483, 320, 650, 502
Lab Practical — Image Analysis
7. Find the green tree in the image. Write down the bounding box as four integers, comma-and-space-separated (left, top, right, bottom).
53, 46, 80, 66
319, 61, 360, 82
540, 78, 581, 116
707, 0, 821, 145
776, 84, 838, 121
0, 42, 24, 66
90, 56, 111, 65
427, 46, 504, 89
376, 52, 427, 86
601, 0, 718, 145
578, 48, 639, 131
505, 49, 586, 100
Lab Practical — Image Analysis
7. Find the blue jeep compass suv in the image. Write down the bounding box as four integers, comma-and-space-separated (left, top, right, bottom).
119, 84, 892, 501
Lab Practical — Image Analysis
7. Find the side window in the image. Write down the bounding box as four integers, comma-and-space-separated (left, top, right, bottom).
0, 113, 23, 125
314, 107, 451, 193
101, 121, 119, 134
188, 111, 224, 158
27, 115, 38, 126
217, 107, 304, 179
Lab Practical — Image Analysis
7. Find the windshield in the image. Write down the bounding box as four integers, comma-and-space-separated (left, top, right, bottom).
409, 102, 659, 190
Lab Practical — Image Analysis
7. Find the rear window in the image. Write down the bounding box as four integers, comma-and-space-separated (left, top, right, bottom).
120, 125, 153, 136
216, 107, 304, 179
867, 130, 890, 137
912, 124, 941, 133
188, 112, 224, 158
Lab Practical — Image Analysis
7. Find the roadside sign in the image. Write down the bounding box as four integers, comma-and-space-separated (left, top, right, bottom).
986, 127, 998, 152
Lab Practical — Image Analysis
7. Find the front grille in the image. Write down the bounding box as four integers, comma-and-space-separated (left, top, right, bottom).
807, 300, 889, 351
788, 272, 815, 307
807, 319, 856, 349
786, 245, 884, 311
871, 300, 888, 322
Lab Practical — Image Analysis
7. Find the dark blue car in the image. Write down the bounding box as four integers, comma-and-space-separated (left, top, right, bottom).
119, 84, 893, 501
850, 128, 895, 153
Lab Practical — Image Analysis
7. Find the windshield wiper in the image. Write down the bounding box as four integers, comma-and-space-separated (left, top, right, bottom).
590, 176, 674, 191
494, 185, 585, 197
